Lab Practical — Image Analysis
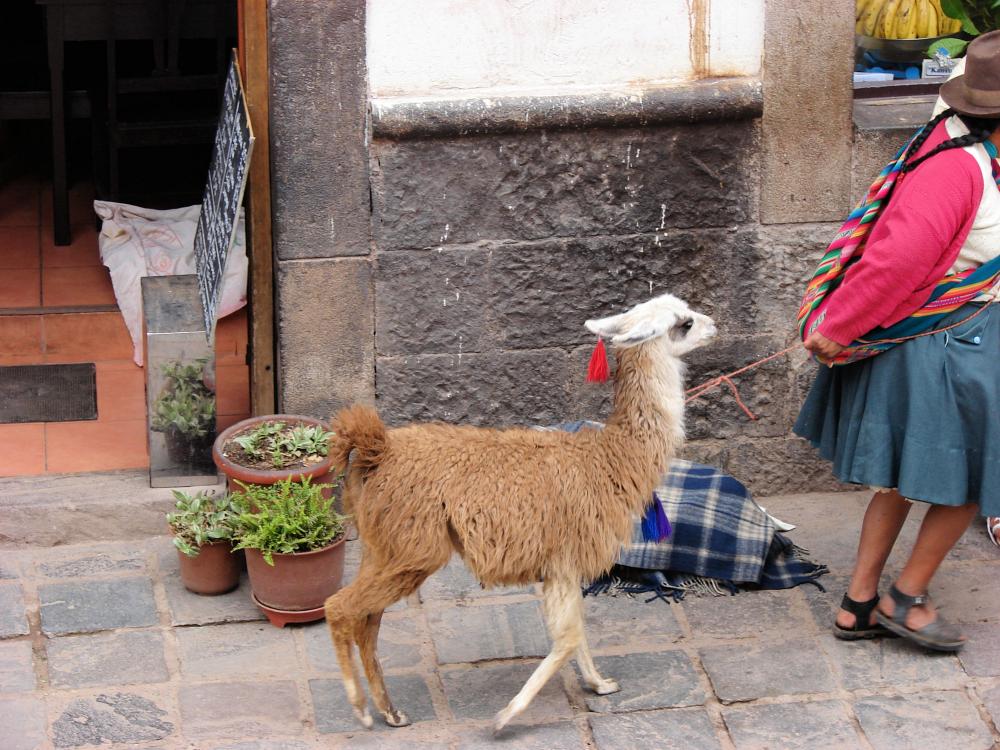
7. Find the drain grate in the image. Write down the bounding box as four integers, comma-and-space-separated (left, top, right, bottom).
0, 363, 98, 423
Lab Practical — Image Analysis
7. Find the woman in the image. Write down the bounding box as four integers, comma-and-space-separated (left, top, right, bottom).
795, 31, 1000, 652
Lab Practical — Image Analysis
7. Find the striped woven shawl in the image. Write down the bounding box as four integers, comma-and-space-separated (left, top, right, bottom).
797, 124, 1000, 365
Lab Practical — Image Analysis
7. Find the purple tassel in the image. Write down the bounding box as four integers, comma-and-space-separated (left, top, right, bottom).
641, 491, 671, 542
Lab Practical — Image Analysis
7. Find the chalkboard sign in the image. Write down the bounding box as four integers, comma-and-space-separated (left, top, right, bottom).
193, 50, 255, 338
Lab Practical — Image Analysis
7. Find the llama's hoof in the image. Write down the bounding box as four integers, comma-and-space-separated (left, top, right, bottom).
492, 709, 512, 736
382, 708, 410, 728
593, 678, 620, 695
353, 707, 374, 729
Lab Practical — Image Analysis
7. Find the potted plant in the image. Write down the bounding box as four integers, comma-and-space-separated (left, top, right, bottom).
166, 490, 241, 595
230, 475, 348, 626
212, 415, 335, 493
151, 359, 216, 470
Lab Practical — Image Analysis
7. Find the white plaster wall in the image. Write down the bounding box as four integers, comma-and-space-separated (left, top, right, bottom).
368, 0, 764, 99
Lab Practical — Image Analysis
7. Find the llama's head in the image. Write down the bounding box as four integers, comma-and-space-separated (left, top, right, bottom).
584, 293, 715, 357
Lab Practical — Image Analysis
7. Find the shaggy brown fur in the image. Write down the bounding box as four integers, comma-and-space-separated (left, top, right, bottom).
324, 293, 714, 734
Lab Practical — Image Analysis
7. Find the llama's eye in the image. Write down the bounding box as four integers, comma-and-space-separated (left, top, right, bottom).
680, 319, 694, 332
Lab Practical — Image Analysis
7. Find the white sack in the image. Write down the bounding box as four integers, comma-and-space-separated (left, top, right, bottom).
94, 200, 248, 366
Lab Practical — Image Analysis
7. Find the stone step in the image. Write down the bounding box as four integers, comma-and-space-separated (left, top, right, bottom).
0, 469, 222, 547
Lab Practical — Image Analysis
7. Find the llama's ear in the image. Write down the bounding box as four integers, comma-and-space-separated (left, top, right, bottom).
585, 312, 628, 340
586, 311, 675, 346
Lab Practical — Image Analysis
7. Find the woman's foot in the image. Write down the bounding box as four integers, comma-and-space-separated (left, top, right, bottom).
834, 592, 896, 640
987, 517, 1000, 547
876, 584, 965, 651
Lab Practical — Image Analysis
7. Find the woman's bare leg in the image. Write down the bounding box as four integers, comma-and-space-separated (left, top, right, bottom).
879, 502, 979, 631
836, 490, 913, 629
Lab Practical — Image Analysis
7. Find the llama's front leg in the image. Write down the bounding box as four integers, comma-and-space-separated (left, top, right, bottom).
493, 577, 584, 735
324, 593, 373, 728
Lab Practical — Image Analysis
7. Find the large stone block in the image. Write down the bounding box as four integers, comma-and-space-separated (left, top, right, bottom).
761, 0, 854, 223
589, 707, 720, 750
441, 662, 572, 722
427, 601, 549, 664
375, 246, 491, 356
750, 223, 841, 335
178, 680, 301, 739
0, 584, 28, 639
269, 0, 369, 259
684, 334, 799, 442
372, 122, 757, 251
310, 674, 437, 733
376, 349, 572, 427
580, 651, 705, 713
0, 696, 46, 750
485, 230, 758, 350
277, 258, 374, 416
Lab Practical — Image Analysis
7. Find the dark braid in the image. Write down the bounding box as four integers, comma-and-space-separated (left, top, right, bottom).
901, 109, 1000, 173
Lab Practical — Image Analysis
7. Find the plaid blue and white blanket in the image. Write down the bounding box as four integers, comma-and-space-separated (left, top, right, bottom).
544, 421, 829, 600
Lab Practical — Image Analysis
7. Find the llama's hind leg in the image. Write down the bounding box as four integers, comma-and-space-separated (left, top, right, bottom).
493, 576, 588, 734
324, 590, 372, 728
354, 567, 432, 727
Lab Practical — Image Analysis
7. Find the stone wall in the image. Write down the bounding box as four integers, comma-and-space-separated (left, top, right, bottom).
269, 0, 866, 496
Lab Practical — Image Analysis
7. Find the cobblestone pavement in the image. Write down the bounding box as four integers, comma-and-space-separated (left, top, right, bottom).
1, 491, 999, 749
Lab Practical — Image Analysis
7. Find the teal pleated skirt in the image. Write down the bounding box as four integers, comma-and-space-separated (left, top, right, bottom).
794, 303, 998, 516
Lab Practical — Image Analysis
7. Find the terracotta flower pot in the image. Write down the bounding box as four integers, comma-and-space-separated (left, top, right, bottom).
212, 414, 336, 493
176, 540, 241, 595
244, 537, 346, 614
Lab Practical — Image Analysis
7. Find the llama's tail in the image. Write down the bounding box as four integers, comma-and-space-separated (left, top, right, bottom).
329, 404, 388, 478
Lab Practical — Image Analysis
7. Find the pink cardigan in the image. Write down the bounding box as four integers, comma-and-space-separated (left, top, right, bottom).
818, 121, 985, 346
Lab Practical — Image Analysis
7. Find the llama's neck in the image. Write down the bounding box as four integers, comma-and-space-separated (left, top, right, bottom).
605, 340, 686, 465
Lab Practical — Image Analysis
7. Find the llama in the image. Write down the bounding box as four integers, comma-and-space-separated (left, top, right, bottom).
324, 292, 715, 733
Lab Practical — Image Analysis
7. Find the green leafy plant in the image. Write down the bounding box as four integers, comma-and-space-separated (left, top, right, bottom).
230, 476, 346, 565
151, 359, 215, 439
929, 1, 1000, 57
232, 421, 333, 469
166, 490, 239, 557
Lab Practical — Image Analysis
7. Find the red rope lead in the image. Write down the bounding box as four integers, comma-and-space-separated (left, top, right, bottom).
684, 344, 800, 420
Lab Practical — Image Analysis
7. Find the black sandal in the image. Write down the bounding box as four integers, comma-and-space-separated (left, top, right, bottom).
833, 593, 897, 641
875, 584, 965, 652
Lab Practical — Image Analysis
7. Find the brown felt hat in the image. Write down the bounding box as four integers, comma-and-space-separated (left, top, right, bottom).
940, 30, 1000, 117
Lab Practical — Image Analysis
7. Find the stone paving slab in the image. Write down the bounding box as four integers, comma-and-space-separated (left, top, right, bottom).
722, 699, 862, 750
0, 640, 35, 693
579, 650, 705, 713
681, 588, 806, 640
0, 583, 29, 638
853, 691, 995, 750
440, 662, 573, 723
0, 695, 47, 750
958, 622, 1000, 677
179, 680, 302, 740
458, 721, 585, 749
35, 548, 146, 579
49, 688, 176, 748
162, 573, 265, 626
175, 620, 298, 679
38, 577, 158, 635
428, 600, 549, 664
46, 629, 169, 689
819, 634, 965, 691
582, 593, 684, 651
699, 637, 836, 703
589, 707, 721, 750
311, 674, 437, 733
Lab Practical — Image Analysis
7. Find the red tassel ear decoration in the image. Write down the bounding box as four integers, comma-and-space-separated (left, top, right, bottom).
586, 338, 610, 383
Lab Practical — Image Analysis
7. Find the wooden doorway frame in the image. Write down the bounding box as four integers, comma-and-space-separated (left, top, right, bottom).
238, 0, 275, 414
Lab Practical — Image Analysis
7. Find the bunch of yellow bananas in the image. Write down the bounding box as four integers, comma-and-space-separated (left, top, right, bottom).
856, 0, 964, 39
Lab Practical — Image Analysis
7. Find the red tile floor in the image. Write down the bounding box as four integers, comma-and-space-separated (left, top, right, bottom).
0, 176, 250, 477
